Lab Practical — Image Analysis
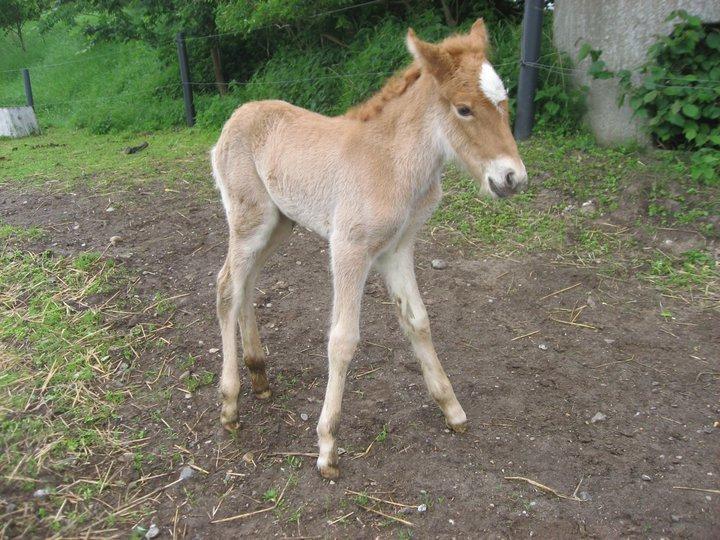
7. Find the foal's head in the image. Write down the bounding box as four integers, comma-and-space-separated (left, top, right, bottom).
407, 19, 527, 198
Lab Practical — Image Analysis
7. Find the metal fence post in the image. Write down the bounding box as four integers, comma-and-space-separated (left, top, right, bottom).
22, 68, 34, 109
176, 32, 196, 127
514, 0, 543, 140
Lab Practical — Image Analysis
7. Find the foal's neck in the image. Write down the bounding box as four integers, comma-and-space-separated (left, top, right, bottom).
367, 73, 449, 192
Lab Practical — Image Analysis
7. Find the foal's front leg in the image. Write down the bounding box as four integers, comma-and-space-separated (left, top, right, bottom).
377, 248, 467, 431
316, 240, 371, 479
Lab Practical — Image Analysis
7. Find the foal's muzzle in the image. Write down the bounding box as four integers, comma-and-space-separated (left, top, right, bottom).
486, 158, 528, 198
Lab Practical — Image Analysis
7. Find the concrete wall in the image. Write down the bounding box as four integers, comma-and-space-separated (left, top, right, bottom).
554, 0, 720, 146
0, 107, 40, 138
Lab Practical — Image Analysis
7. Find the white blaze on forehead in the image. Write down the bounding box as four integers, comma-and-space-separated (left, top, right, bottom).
478, 61, 507, 107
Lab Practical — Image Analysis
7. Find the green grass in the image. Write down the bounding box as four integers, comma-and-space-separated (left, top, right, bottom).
0, 23, 184, 133
0, 126, 217, 189
0, 225, 168, 535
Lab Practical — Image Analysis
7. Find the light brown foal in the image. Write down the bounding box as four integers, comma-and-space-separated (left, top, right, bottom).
212, 19, 527, 479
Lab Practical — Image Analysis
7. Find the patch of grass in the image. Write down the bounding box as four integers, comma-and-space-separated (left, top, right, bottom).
0, 225, 165, 536
0, 127, 217, 190
0, 222, 43, 241
186, 370, 215, 393
645, 249, 719, 291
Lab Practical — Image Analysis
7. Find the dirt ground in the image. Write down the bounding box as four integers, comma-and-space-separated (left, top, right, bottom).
1, 182, 719, 539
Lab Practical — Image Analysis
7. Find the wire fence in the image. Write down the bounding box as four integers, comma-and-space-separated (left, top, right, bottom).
0, 0, 715, 122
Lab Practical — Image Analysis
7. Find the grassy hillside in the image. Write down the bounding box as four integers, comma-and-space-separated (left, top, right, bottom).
0, 12, 581, 134
0, 24, 186, 133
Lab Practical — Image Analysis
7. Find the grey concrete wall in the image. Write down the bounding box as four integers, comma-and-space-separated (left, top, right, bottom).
0, 107, 40, 138
554, 0, 720, 146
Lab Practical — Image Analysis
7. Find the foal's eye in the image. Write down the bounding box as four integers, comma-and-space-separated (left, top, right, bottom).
456, 105, 473, 117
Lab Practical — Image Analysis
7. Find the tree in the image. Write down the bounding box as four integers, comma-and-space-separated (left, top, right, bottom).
0, 0, 44, 51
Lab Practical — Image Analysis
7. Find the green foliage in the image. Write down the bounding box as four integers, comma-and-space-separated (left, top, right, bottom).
2, 5, 583, 133
0, 0, 45, 51
581, 10, 720, 184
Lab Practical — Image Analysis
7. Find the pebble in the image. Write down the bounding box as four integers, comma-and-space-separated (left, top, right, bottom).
300, 413, 309, 421
109, 235, 122, 246
590, 412, 607, 424
145, 524, 160, 539
208, 348, 219, 354
179, 466, 194, 481
106, 206, 115, 212
417, 503, 427, 513
538, 343, 548, 351
578, 491, 592, 501
431, 259, 448, 270
33, 488, 51, 498
562, 204, 576, 215
580, 200, 596, 214
641, 474, 652, 481
671, 515, 681, 523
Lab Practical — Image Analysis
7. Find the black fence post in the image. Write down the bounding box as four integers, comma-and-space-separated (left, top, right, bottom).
176, 32, 195, 127
22, 68, 34, 109
514, 0, 543, 140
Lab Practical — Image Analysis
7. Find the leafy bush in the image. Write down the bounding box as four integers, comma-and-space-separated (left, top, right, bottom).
581, 10, 720, 184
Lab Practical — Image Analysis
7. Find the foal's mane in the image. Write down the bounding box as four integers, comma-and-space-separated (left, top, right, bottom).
343, 64, 422, 122
343, 31, 485, 122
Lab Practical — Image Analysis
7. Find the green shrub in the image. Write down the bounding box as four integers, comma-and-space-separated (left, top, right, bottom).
581, 10, 720, 184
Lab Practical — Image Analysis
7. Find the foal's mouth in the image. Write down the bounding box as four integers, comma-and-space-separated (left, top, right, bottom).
488, 179, 512, 198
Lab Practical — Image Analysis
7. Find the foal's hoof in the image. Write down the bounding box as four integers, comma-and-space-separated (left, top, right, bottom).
221, 408, 240, 431
254, 388, 272, 400
317, 462, 340, 480
446, 419, 468, 433
222, 419, 240, 432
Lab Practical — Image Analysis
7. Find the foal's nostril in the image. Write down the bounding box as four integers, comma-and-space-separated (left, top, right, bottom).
505, 172, 516, 190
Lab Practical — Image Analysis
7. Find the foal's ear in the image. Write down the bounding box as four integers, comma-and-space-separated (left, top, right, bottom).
470, 18, 489, 49
406, 28, 450, 80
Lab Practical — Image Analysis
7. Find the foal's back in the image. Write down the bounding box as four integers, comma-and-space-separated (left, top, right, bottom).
215, 99, 402, 239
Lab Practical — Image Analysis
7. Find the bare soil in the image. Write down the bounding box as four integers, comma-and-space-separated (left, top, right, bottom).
1, 183, 718, 538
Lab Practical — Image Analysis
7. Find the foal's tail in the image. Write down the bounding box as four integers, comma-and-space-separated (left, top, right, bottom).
210, 144, 232, 220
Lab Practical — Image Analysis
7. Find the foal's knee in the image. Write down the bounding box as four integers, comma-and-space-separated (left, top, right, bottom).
327, 327, 359, 364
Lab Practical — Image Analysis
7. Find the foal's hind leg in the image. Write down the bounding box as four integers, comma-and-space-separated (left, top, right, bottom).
376, 247, 467, 431
217, 209, 292, 430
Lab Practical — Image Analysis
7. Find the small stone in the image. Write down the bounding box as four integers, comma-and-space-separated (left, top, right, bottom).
562, 204, 576, 215
671, 515, 681, 523
604, 338, 615, 344
179, 466, 194, 481
641, 474, 652, 481
179, 370, 190, 380
590, 412, 607, 424
431, 259, 448, 270
145, 524, 160, 539
106, 206, 115, 213
109, 235, 122, 246
538, 343, 548, 351
300, 413, 309, 421
33, 488, 51, 498
417, 503, 427, 513
329, 480, 335, 485
578, 491, 592, 501
208, 348, 219, 354
580, 200, 596, 214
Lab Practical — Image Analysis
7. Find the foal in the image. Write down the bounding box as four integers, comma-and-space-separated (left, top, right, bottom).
212, 19, 527, 479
